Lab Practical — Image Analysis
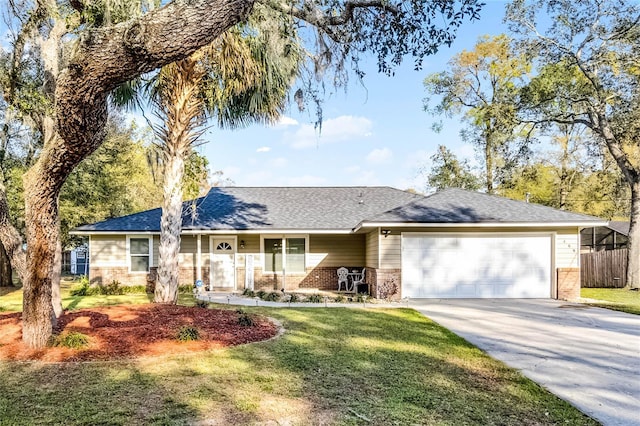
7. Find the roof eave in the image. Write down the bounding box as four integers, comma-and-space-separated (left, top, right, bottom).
355, 220, 609, 231
70, 228, 355, 236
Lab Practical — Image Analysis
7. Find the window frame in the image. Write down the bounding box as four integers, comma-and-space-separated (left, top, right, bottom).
260, 234, 308, 274
126, 235, 153, 273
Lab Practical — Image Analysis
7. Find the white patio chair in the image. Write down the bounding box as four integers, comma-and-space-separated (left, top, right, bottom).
351, 268, 366, 293
337, 267, 349, 291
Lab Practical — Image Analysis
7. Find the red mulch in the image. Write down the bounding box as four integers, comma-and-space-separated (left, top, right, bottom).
0, 304, 277, 362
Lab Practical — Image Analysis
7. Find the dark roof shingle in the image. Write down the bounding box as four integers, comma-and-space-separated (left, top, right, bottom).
74, 186, 421, 232
365, 188, 603, 224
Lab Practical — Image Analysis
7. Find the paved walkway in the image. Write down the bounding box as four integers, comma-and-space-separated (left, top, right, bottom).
196, 292, 405, 308
197, 293, 640, 426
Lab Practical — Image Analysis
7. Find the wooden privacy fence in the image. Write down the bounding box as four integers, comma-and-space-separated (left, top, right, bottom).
581, 248, 628, 288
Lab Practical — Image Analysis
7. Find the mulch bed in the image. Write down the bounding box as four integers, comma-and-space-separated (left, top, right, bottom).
0, 304, 278, 362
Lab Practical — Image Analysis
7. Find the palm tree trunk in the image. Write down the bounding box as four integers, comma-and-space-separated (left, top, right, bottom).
155, 153, 185, 304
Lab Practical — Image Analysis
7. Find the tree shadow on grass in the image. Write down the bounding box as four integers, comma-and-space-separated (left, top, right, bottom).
227, 307, 599, 425
0, 361, 200, 425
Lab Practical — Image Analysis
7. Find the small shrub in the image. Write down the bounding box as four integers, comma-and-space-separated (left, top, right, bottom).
256, 289, 267, 299
355, 294, 367, 303
288, 293, 300, 303
263, 291, 281, 302
178, 284, 193, 294
176, 325, 200, 342
105, 280, 124, 295
306, 293, 322, 303
51, 331, 90, 349
120, 285, 147, 294
195, 300, 209, 309
70, 276, 91, 296
236, 309, 255, 327
334, 295, 345, 303
242, 288, 255, 297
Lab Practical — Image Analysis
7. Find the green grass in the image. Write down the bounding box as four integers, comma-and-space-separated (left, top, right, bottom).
0, 281, 195, 312
581, 288, 640, 315
0, 301, 597, 425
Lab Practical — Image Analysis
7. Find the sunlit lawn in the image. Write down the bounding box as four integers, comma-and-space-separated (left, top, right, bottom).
581, 287, 640, 315
0, 290, 598, 425
0, 280, 194, 312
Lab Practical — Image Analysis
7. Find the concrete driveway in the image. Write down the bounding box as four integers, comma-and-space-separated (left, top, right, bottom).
410, 299, 640, 426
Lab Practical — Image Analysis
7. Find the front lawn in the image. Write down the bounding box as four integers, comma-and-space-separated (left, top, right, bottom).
581, 288, 640, 315
0, 301, 597, 424
0, 281, 194, 312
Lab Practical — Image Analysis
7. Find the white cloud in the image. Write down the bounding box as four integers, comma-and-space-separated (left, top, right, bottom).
271, 116, 299, 128
344, 165, 361, 174
256, 146, 271, 153
366, 148, 393, 165
284, 115, 373, 149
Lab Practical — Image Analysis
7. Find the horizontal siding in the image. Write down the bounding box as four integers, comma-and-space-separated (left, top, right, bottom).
555, 229, 579, 268
308, 234, 365, 267
380, 233, 401, 269
91, 235, 126, 267
153, 236, 160, 267
235, 235, 261, 267
178, 235, 197, 267
366, 230, 379, 269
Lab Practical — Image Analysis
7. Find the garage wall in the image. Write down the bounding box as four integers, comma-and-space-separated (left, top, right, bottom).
373, 226, 580, 271
555, 229, 580, 268
380, 231, 401, 269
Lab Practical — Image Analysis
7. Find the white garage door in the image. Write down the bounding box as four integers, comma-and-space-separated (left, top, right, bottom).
402, 234, 552, 298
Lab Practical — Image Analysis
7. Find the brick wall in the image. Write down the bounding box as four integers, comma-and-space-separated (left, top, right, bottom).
91, 266, 210, 289
370, 268, 401, 300
557, 267, 580, 300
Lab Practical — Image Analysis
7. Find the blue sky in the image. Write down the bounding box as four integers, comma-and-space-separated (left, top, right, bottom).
0, 1, 508, 192
195, 1, 509, 191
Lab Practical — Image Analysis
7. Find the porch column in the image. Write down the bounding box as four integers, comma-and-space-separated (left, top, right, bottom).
196, 234, 202, 282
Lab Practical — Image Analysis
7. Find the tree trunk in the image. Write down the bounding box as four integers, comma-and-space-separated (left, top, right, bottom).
51, 238, 63, 319
485, 136, 494, 194
155, 154, 185, 304
22, 163, 60, 348
20, 0, 253, 348
626, 179, 640, 290
0, 184, 26, 283
0, 243, 13, 286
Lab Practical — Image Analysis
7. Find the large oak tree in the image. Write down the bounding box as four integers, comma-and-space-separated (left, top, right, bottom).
3, 0, 482, 348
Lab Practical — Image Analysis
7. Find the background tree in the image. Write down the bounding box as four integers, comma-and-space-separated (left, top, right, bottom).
3, 0, 484, 348
423, 34, 530, 193
507, 0, 640, 289
424, 145, 481, 192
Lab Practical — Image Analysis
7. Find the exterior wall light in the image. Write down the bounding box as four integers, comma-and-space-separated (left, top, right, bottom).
381, 229, 391, 237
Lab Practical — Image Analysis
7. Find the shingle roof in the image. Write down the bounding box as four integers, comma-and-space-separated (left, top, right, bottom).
365, 188, 604, 224
73, 187, 605, 234
74, 186, 422, 232
607, 221, 630, 236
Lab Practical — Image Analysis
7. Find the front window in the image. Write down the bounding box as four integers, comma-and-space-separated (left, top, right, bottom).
130, 237, 151, 272
263, 236, 306, 273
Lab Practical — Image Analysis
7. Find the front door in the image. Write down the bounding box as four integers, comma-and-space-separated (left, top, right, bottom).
211, 237, 236, 290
